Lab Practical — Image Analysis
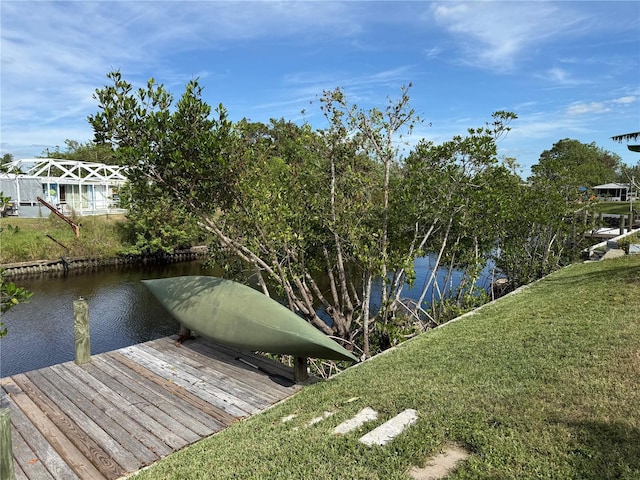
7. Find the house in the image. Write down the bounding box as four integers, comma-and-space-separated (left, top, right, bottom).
593, 183, 636, 202
0, 158, 127, 217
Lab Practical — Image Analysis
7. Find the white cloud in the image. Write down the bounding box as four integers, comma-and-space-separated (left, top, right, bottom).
612, 96, 637, 105
424, 46, 444, 58
542, 67, 589, 86
0, 1, 372, 156
566, 102, 610, 116
430, 1, 590, 72
564, 95, 637, 117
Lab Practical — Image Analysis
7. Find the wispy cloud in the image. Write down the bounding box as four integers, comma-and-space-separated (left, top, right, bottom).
612, 96, 638, 105
424, 46, 445, 58
542, 67, 589, 87
1, 1, 637, 172
0, 1, 369, 153
566, 102, 610, 116
566, 95, 638, 116
279, 66, 416, 107
429, 1, 591, 72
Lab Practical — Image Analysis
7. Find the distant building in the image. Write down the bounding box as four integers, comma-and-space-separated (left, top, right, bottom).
0, 158, 127, 217
593, 183, 636, 202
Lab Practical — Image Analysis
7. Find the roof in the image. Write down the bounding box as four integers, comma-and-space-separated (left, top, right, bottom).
2, 158, 127, 183
594, 183, 630, 190
611, 132, 640, 142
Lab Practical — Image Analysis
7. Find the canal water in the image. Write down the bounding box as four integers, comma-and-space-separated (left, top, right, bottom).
0, 260, 217, 378
1, 257, 494, 378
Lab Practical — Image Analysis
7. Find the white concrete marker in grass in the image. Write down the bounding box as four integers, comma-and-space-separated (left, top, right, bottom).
333, 407, 378, 435
281, 414, 297, 423
359, 409, 418, 446
308, 411, 335, 427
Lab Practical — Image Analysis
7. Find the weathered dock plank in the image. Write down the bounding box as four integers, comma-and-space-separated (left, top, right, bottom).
4, 390, 79, 480
25, 368, 144, 472
72, 359, 192, 449
3, 374, 122, 479
108, 350, 237, 427
118, 345, 252, 417
97, 353, 218, 437
151, 337, 293, 402
149, 339, 279, 406
1, 336, 301, 479
49, 363, 171, 460
134, 342, 262, 414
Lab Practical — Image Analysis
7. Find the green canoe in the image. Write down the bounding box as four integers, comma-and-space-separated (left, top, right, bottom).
143, 276, 358, 362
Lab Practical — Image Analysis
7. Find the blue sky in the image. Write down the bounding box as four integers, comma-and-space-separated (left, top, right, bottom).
1, 1, 639, 177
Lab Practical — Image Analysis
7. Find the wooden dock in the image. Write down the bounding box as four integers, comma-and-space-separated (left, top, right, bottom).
0, 336, 302, 479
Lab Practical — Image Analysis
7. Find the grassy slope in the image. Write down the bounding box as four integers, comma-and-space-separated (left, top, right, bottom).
133, 256, 640, 480
0, 215, 126, 263
592, 201, 635, 215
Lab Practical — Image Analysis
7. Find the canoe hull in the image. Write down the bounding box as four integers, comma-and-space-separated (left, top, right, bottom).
143, 276, 358, 362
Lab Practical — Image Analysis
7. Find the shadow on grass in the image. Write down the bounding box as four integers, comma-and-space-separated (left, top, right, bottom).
566, 419, 640, 479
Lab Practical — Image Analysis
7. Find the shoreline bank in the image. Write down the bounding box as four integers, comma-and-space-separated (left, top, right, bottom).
0, 246, 209, 278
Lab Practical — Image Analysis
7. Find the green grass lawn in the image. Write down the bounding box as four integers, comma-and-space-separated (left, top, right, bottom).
132, 255, 640, 479
0, 215, 126, 263
591, 201, 636, 215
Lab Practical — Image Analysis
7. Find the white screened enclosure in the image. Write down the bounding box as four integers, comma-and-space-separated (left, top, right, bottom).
0, 158, 127, 217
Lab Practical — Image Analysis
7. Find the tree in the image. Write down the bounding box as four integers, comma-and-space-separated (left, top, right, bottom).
1, 154, 15, 174
392, 112, 518, 326
90, 72, 426, 357
90, 71, 522, 360
617, 159, 640, 188
492, 139, 612, 288
530, 139, 622, 196
316, 86, 421, 357
40, 139, 116, 164
492, 176, 577, 287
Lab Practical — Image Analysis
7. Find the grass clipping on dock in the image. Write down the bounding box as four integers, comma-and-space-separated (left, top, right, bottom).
133, 255, 640, 480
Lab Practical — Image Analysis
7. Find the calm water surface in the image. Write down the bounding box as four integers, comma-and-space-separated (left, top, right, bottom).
0, 260, 216, 377
1, 257, 492, 378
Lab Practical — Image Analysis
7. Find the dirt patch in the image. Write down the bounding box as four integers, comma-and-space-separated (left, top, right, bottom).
408, 444, 470, 480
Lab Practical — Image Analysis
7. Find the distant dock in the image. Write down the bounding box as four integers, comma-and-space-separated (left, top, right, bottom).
1, 336, 301, 479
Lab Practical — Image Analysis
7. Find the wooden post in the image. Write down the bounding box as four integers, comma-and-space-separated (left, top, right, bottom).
0, 407, 14, 480
74, 297, 91, 364
293, 356, 308, 383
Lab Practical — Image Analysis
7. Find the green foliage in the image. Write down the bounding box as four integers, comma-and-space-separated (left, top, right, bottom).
492, 138, 622, 288
40, 139, 116, 164
117, 182, 205, 256
89, 71, 526, 359
0, 191, 11, 215
0, 271, 33, 336
0, 154, 14, 173
530, 138, 622, 195
89, 71, 229, 254
396, 112, 518, 314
